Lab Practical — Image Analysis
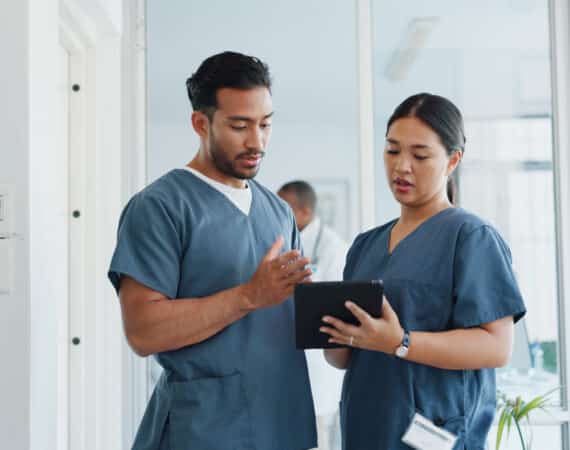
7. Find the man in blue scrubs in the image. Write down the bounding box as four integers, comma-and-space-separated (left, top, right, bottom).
108, 52, 317, 450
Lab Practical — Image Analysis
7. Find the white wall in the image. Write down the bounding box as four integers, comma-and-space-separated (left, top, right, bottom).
0, 1, 31, 449
28, 1, 62, 449
91, 35, 126, 450
1, 1, 128, 449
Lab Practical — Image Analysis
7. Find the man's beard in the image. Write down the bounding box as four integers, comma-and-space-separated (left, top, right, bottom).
209, 133, 264, 180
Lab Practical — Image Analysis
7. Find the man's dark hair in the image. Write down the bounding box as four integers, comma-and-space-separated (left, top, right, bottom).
279, 181, 317, 212
186, 51, 272, 119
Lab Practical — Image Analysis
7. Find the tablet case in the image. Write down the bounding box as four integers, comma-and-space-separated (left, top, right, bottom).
294, 280, 384, 349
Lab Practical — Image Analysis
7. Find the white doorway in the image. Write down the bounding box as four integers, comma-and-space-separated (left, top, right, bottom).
57, 30, 89, 450
56, 41, 71, 450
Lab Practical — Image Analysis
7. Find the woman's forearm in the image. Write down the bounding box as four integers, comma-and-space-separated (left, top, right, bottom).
406, 317, 513, 370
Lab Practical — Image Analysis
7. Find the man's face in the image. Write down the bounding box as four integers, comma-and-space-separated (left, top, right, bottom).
205, 87, 273, 183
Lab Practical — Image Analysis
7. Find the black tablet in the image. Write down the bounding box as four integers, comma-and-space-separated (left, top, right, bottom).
294, 280, 384, 349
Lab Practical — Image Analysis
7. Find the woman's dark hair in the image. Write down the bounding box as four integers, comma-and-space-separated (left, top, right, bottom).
186, 51, 272, 120
386, 93, 466, 204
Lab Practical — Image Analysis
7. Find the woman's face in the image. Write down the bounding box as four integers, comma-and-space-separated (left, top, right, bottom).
384, 116, 461, 208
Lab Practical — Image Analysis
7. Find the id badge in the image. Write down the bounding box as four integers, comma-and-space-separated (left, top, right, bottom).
401, 413, 457, 450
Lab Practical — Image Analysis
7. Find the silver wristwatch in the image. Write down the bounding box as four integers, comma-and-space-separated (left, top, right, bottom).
395, 329, 410, 359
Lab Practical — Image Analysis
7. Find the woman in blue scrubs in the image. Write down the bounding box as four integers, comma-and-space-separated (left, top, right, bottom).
321, 93, 526, 450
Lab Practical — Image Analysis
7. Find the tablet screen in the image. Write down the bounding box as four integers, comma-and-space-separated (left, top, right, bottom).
294, 280, 383, 349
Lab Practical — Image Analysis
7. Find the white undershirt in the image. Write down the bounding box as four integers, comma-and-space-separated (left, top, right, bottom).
182, 166, 252, 215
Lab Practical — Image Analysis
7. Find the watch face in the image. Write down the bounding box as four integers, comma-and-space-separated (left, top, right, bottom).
396, 346, 408, 358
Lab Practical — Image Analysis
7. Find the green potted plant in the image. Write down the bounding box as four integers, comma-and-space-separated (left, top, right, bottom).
495, 389, 557, 450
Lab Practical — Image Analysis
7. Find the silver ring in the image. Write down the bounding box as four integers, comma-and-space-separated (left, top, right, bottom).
349, 336, 354, 346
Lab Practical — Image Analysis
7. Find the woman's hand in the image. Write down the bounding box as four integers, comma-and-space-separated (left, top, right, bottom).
320, 296, 404, 354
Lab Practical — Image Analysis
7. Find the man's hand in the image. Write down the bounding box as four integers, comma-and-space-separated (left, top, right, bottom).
240, 236, 312, 310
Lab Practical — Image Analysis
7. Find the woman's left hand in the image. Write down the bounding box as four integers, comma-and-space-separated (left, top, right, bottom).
320, 296, 404, 354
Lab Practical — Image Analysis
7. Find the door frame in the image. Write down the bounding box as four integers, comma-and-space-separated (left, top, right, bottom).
121, 0, 150, 444
57, 24, 88, 450
58, 1, 126, 449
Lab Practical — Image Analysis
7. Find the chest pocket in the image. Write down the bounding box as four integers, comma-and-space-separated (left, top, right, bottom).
385, 279, 451, 332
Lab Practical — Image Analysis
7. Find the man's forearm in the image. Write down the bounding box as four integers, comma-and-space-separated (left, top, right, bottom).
123, 284, 253, 356
120, 243, 311, 357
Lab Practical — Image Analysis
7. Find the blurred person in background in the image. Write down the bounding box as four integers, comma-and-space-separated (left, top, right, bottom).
279, 180, 348, 450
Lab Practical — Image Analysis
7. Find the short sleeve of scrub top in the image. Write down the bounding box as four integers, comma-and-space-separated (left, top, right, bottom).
108, 192, 182, 299
452, 225, 526, 328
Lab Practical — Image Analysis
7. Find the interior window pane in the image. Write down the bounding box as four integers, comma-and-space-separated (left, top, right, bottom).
371, 0, 561, 426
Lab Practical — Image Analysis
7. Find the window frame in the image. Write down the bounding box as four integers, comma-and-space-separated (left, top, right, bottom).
549, 0, 570, 444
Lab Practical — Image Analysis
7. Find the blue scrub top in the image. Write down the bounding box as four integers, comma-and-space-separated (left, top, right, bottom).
340, 208, 526, 450
108, 169, 317, 450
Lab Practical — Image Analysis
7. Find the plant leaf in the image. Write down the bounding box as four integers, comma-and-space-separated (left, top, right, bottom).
517, 395, 546, 420
496, 408, 508, 450
506, 411, 513, 438
513, 396, 523, 416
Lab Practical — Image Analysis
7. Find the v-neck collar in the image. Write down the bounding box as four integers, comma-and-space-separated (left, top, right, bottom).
179, 168, 255, 218
387, 207, 455, 256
